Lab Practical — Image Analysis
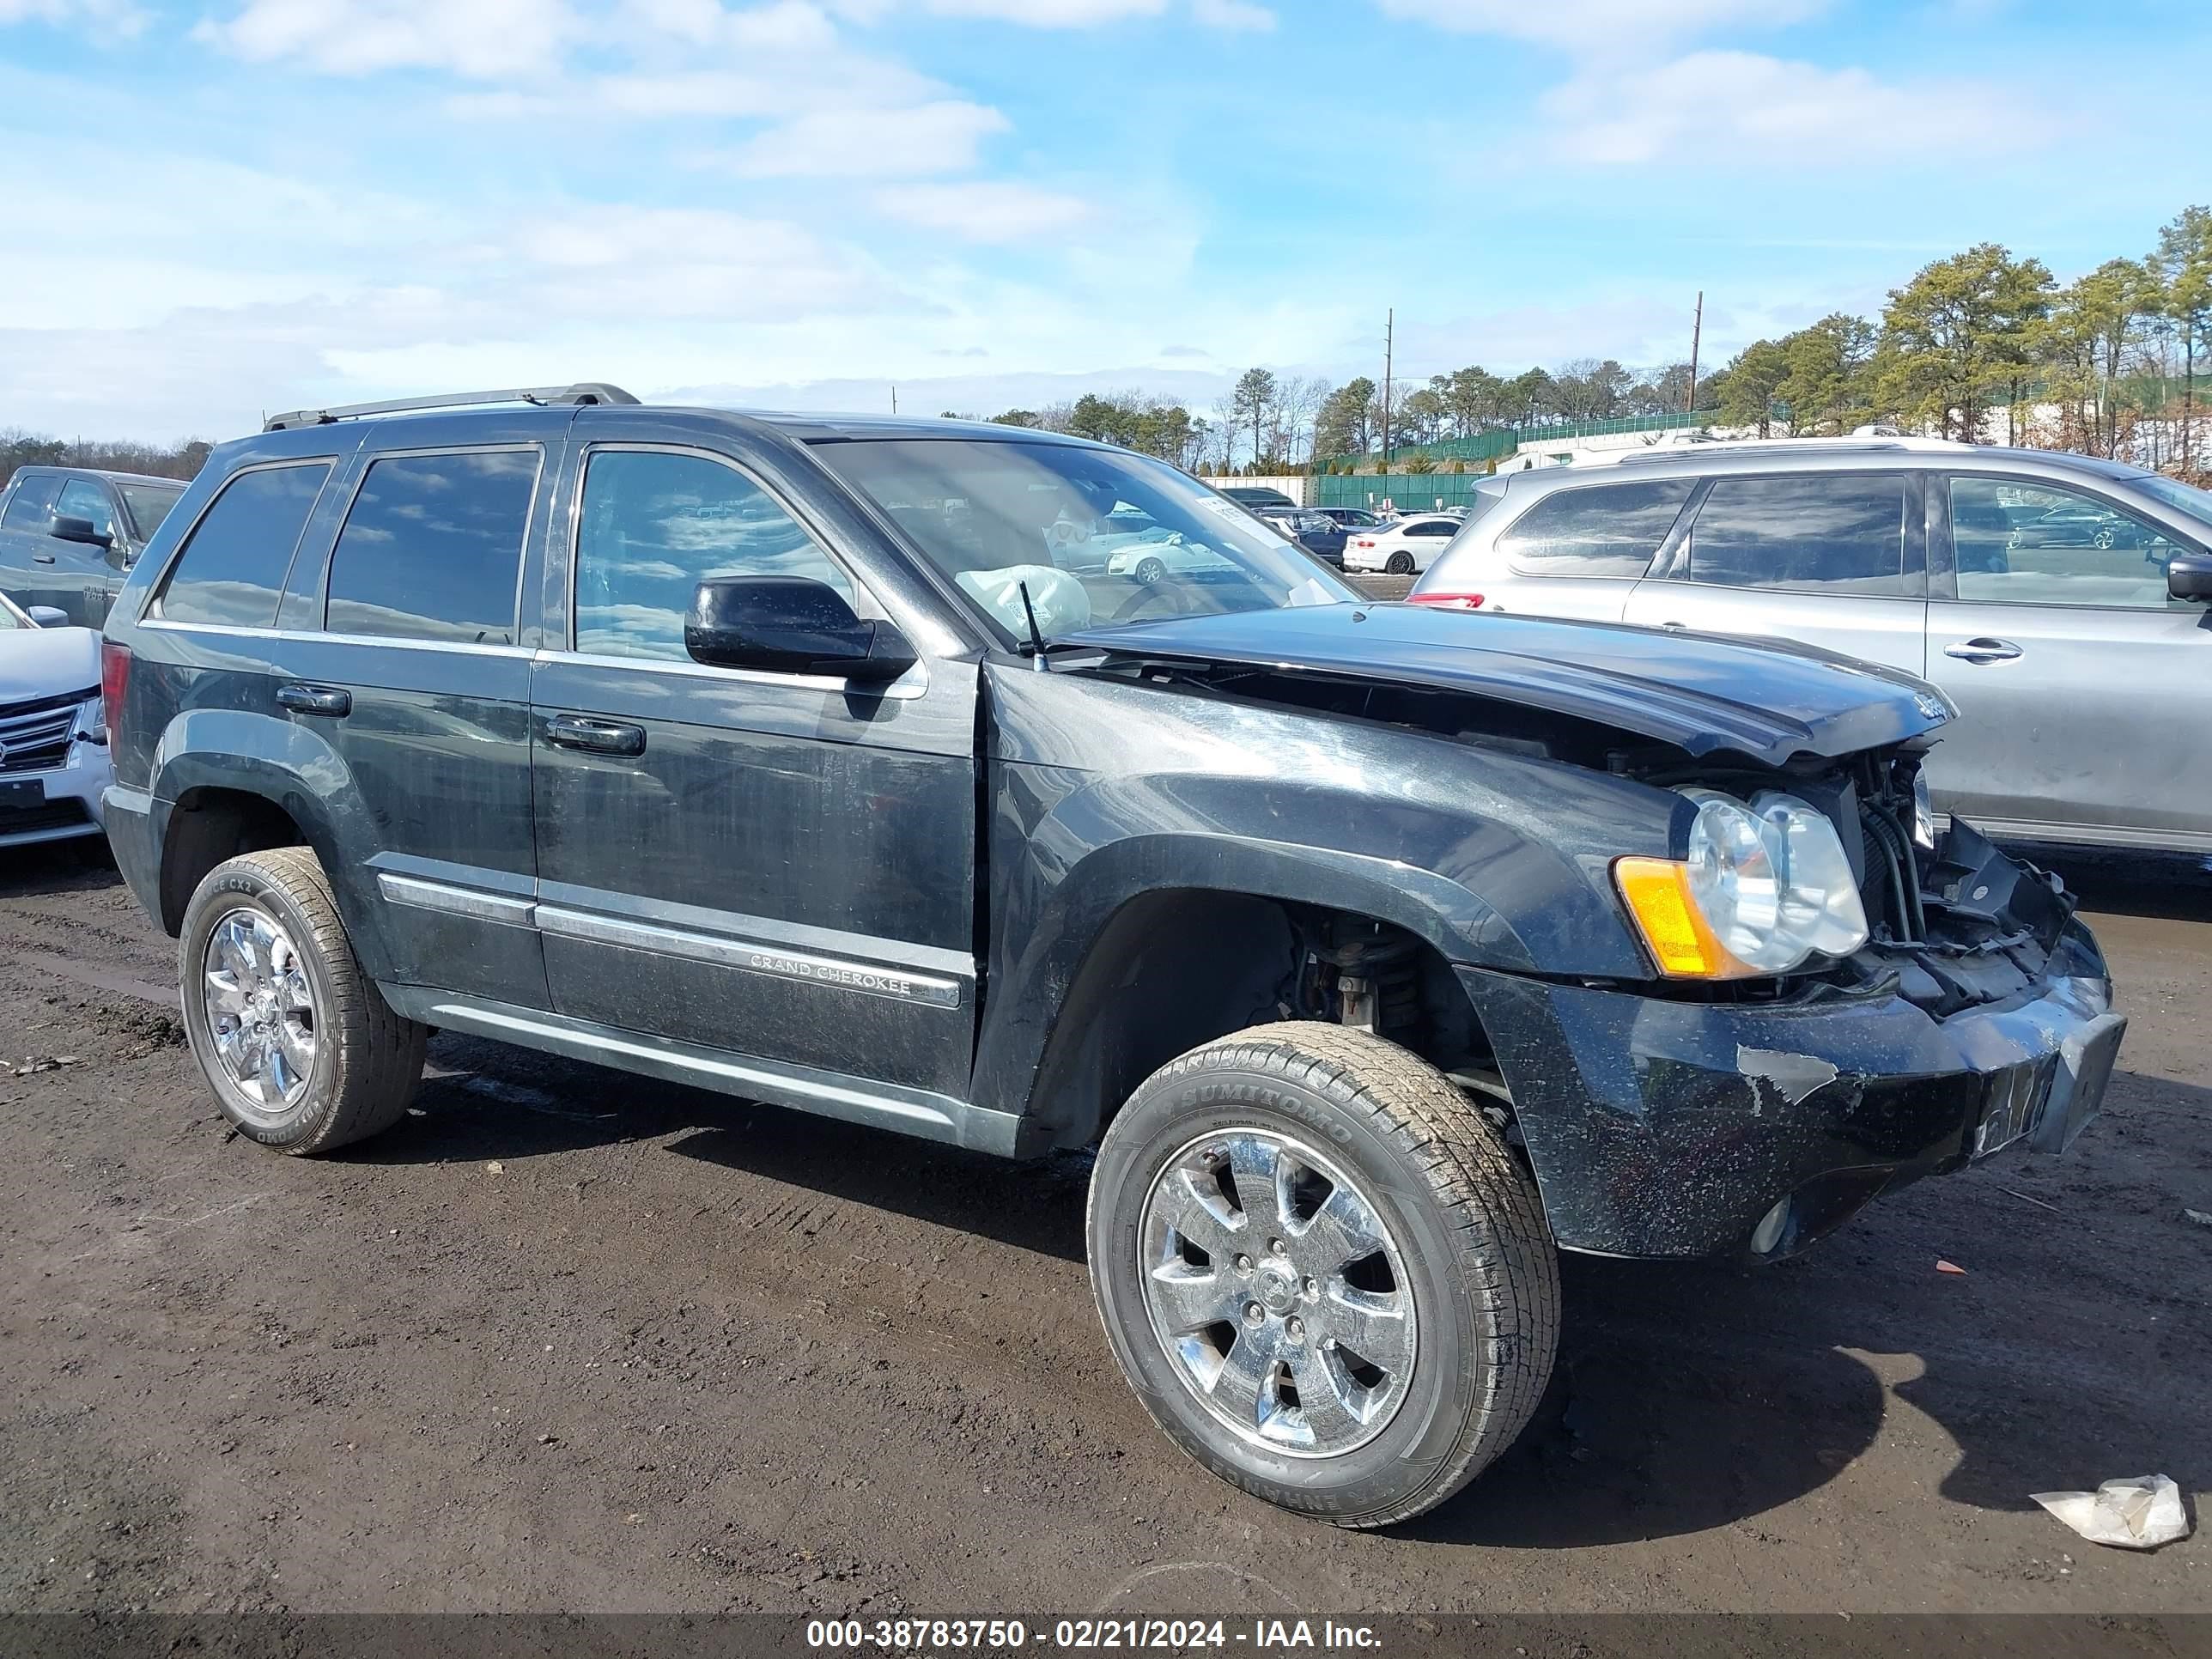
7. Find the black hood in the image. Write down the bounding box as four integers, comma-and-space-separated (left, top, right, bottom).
1061, 601, 1952, 767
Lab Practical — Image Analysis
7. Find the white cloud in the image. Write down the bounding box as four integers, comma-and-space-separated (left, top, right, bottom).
1372, 0, 1820, 52
873, 181, 1094, 242
715, 99, 1009, 177
200, 0, 579, 78
917, 0, 1164, 20
1540, 50, 2017, 166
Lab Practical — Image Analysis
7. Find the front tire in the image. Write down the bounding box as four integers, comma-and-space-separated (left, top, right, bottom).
1384, 550, 1416, 575
1086, 1022, 1558, 1528
1133, 556, 1167, 586
179, 846, 427, 1155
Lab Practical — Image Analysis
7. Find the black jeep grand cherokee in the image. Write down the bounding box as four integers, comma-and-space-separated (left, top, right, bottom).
99, 383, 2124, 1528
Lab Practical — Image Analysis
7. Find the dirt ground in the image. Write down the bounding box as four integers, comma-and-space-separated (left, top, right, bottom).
0, 840, 2205, 1618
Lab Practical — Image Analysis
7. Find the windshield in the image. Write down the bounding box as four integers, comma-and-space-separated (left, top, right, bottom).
816, 439, 1358, 644
119, 482, 185, 539
2136, 473, 2212, 532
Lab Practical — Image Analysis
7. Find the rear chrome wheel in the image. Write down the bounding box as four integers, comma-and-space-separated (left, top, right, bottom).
202, 907, 319, 1121
1139, 1128, 1415, 1457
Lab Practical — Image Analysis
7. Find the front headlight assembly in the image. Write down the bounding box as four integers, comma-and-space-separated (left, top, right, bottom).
1615, 789, 1869, 979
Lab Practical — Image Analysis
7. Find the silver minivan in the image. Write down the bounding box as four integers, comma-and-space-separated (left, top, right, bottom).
1410, 442, 2212, 854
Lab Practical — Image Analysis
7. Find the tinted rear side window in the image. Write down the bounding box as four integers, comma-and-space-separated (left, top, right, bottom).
325, 450, 538, 644
156, 463, 331, 628
1686, 473, 1910, 595
1496, 478, 1692, 578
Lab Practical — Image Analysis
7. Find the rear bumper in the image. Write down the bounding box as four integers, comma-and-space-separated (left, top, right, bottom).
1460, 917, 2121, 1259
100, 782, 169, 927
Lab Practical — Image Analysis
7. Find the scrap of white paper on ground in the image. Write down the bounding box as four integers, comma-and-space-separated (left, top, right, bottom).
2031, 1474, 2191, 1550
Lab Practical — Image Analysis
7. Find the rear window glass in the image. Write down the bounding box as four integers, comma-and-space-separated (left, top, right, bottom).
1497, 478, 1693, 578
1686, 474, 1910, 595
325, 450, 538, 645
156, 464, 331, 628
119, 483, 185, 539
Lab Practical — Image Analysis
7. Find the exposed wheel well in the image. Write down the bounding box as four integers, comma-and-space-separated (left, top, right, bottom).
157, 787, 308, 935
1026, 890, 1494, 1149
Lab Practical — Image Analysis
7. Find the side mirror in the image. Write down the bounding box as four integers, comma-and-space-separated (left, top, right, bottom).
2169, 551, 2212, 603
684, 575, 917, 684
49, 514, 112, 550
27, 605, 70, 628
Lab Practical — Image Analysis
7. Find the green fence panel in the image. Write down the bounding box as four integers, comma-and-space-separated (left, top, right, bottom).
1313, 474, 1492, 511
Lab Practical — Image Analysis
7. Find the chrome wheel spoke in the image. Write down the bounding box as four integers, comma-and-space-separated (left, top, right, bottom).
1152, 1163, 1243, 1251
1299, 1183, 1391, 1278
1146, 1265, 1238, 1334
204, 970, 251, 1017
1208, 1322, 1279, 1427
1291, 1343, 1367, 1443
1318, 1285, 1413, 1375
1223, 1133, 1284, 1232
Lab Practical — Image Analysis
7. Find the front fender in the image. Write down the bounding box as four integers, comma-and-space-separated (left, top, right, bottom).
149, 709, 402, 979
968, 760, 1662, 1122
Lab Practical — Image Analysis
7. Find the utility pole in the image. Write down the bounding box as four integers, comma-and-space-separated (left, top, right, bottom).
1382, 307, 1395, 466
1685, 292, 1703, 414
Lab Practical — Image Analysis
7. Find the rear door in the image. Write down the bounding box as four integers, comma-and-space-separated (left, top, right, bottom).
1924, 472, 2212, 848
1623, 469, 1927, 677
271, 425, 557, 1008
529, 422, 980, 1098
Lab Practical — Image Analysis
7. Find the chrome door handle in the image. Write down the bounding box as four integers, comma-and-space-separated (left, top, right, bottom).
547, 714, 647, 757
276, 683, 352, 717
1943, 638, 2023, 663
32, 553, 56, 564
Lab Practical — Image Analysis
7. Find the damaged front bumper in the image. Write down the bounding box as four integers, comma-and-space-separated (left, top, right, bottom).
1460, 902, 2123, 1261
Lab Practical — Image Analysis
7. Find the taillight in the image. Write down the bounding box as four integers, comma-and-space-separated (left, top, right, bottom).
101, 640, 132, 738
1410, 592, 1486, 611
1352, 538, 1375, 548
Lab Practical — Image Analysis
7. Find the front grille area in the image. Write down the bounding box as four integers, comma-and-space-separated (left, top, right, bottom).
0, 708, 76, 773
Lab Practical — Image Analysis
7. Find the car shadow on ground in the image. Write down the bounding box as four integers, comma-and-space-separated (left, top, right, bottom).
0, 841, 116, 899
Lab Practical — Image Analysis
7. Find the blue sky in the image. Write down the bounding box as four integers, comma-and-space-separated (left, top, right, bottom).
3, 0, 2206, 441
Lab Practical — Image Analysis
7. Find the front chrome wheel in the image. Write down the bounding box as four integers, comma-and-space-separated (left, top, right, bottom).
1139, 1128, 1416, 1458
202, 906, 319, 1120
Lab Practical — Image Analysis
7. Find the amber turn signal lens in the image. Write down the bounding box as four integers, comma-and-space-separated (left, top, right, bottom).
1613, 856, 1754, 980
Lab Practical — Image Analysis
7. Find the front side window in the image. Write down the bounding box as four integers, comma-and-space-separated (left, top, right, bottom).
53, 478, 116, 541
325, 449, 538, 644
1497, 478, 1693, 579
157, 463, 331, 628
3, 475, 58, 529
1949, 477, 2187, 609
1686, 473, 1911, 596
574, 449, 854, 661
815, 439, 1355, 646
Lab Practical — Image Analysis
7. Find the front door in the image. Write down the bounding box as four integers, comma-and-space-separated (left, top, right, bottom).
47, 477, 126, 627
1924, 473, 2212, 848
1623, 470, 1927, 678
530, 436, 980, 1098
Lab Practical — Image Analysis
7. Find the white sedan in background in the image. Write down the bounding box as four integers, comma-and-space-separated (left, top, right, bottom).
1341, 512, 1463, 574
0, 588, 112, 851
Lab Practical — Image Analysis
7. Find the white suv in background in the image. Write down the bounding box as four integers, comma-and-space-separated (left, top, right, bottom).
1407, 442, 2212, 854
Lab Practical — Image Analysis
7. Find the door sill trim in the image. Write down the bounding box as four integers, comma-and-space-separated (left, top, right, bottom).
378, 986, 1040, 1158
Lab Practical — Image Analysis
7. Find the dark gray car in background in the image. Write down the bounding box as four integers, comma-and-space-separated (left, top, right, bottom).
0, 466, 187, 629
1411, 441, 2212, 854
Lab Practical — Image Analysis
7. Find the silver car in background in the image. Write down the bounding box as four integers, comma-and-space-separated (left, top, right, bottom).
1409, 442, 2212, 854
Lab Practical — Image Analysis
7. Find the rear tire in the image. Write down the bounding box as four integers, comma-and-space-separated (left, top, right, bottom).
1086, 1021, 1558, 1528
1384, 551, 1415, 575
179, 846, 427, 1155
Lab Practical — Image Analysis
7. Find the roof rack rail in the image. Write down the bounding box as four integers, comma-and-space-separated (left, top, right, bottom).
263, 382, 639, 432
